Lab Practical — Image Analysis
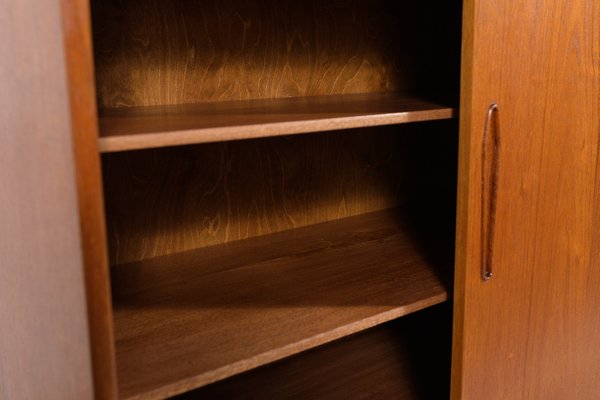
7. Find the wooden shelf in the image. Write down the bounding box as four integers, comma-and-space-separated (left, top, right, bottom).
98, 93, 456, 153
177, 304, 452, 400
112, 208, 452, 399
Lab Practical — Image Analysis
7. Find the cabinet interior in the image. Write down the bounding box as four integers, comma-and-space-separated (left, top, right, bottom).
91, 0, 462, 398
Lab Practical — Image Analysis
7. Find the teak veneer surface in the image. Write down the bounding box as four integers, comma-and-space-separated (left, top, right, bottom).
61, 0, 118, 398
112, 209, 452, 399
178, 305, 453, 400
91, 0, 461, 108
452, 0, 600, 399
102, 123, 458, 265
98, 93, 456, 152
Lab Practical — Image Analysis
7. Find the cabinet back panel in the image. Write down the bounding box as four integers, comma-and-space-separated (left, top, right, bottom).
91, 0, 461, 108
102, 122, 457, 265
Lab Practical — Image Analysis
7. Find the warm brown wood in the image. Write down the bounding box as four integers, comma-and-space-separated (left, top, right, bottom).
112, 208, 453, 399
60, 1, 118, 398
584, 145, 600, 395
98, 93, 456, 152
102, 123, 458, 265
9, 0, 600, 398
452, 0, 600, 399
177, 304, 453, 400
450, 0, 476, 394
91, 0, 461, 108
0, 1, 96, 398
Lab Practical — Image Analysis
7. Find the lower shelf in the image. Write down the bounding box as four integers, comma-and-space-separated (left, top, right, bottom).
176, 303, 453, 400
111, 208, 452, 399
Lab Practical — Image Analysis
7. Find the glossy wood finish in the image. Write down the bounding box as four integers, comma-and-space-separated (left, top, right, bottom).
91, 0, 461, 108
0, 1, 96, 398
178, 304, 453, 400
112, 209, 453, 399
98, 93, 455, 152
60, 1, 118, 398
103, 122, 458, 265
452, 0, 600, 398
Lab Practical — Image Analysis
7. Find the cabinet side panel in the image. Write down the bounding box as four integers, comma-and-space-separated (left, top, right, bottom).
450, 0, 476, 397
0, 1, 95, 399
61, 1, 118, 399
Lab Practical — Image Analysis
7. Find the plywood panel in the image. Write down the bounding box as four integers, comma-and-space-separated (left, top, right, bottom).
91, 0, 461, 108
102, 121, 458, 265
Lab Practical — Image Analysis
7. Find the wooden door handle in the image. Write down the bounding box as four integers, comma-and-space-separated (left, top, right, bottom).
481, 103, 500, 281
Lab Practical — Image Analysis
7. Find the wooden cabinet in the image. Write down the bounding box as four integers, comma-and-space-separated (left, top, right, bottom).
1, 0, 598, 399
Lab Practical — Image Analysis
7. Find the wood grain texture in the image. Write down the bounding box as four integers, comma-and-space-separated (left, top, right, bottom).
452, 0, 600, 398
584, 136, 600, 396
91, 0, 461, 108
0, 1, 95, 399
60, 1, 118, 398
450, 0, 475, 395
111, 209, 453, 399
98, 92, 456, 152
177, 304, 453, 400
102, 121, 458, 265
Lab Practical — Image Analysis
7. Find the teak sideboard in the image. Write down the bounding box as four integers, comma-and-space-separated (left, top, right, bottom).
1, 0, 599, 399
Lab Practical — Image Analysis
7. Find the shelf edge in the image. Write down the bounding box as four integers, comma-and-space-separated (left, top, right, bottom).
122, 293, 449, 400
99, 108, 456, 153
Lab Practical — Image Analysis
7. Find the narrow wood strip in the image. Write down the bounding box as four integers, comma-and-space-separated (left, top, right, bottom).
60, 1, 118, 398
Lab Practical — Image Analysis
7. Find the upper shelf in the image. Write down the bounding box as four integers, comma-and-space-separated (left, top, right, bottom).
98, 92, 456, 153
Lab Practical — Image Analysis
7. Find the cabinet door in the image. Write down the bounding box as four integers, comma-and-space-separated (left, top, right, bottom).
452, 0, 600, 399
